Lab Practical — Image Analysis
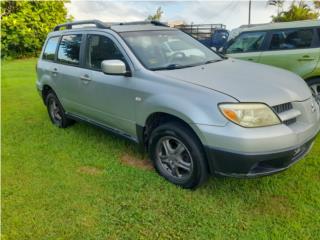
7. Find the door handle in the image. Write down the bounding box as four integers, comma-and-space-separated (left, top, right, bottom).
247, 58, 254, 61
298, 58, 314, 61
298, 55, 314, 61
80, 74, 91, 84
51, 68, 58, 76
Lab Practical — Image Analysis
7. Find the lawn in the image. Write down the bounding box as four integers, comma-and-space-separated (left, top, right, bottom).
2, 58, 320, 240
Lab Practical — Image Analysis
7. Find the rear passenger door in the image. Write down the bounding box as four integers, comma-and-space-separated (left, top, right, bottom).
53, 34, 89, 114
226, 31, 267, 62
259, 28, 319, 78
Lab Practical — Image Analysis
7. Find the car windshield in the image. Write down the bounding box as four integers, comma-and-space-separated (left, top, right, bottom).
120, 30, 222, 70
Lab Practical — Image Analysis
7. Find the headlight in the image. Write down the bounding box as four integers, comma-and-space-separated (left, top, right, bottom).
219, 103, 280, 128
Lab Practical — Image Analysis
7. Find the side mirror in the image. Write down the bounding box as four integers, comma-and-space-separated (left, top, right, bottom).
101, 60, 130, 76
211, 47, 217, 51
218, 47, 225, 54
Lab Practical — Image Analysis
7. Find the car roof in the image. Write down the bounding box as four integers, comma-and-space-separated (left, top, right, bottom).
243, 20, 320, 32
52, 20, 177, 34
110, 24, 176, 32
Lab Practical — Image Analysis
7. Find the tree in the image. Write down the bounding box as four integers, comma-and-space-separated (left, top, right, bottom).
271, 0, 319, 22
314, 0, 320, 12
147, 7, 163, 21
268, 0, 285, 16
1, 0, 70, 58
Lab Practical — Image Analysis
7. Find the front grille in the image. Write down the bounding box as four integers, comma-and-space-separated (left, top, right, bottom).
272, 102, 296, 126
272, 102, 293, 114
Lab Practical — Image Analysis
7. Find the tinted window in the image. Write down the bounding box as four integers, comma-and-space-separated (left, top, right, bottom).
269, 28, 313, 50
318, 28, 320, 39
86, 35, 126, 70
226, 32, 266, 54
58, 35, 82, 65
43, 37, 59, 61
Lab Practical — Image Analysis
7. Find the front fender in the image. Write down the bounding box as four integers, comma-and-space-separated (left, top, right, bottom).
136, 93, 229, 127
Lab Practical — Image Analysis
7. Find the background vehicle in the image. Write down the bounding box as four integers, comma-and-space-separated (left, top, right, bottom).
224, 20, 320, 99
175, 24, 229, 50
227, 23, 268, 42
37, 20, 320, 189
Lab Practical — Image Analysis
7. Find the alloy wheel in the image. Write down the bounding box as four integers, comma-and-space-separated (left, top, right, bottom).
310, 83, 320, 102
49, 98, 62, 123
156, 136, 193, 180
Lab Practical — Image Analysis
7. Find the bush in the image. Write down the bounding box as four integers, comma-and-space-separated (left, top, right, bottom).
1, 0, 69, 59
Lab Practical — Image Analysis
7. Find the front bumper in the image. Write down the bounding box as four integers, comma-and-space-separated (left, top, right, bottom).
204, 135, 316, 177
195, 97, 320, 177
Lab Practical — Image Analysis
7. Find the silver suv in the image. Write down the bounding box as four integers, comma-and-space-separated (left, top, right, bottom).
37, 20, 320, 189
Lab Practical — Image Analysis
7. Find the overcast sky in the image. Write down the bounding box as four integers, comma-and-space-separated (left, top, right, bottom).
66, 0, 314, 29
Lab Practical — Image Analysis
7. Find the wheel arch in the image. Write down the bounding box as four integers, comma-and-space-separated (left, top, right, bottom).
41, 84, 55, 104
304, 76, 320, 84
139, 111, 214, 177
137, 111, 206, 152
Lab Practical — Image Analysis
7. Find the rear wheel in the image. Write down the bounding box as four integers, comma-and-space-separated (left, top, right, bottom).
308, 78, 320, 101
45, 92, 74, 128
148, 122, 208, 189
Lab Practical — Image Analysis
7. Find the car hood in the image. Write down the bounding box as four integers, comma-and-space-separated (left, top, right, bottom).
156, 59, 312, 106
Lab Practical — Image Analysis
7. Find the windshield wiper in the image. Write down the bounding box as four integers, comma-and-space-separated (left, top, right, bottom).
204, 59, 224, 64
151, 60, 223, 71
151, 64, 184, 71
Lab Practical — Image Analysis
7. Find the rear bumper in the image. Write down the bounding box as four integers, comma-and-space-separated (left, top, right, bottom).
36, 81, 42, 96
204, 134, 317, 177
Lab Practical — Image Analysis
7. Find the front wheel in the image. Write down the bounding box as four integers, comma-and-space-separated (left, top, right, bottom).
148, 122, 208, 189
308, 78, 320, 101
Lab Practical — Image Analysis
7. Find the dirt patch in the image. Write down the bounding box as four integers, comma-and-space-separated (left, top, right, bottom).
253, 195, 293, 217
77, 166, 103, 176
120, 153, 154, 171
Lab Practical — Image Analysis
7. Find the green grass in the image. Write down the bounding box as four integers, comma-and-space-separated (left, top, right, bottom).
2, 58, 320, 240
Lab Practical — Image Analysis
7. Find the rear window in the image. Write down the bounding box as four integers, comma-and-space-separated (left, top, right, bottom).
42, 37, 59, 61
57, 34, 82, 65
269, 28, 314, 50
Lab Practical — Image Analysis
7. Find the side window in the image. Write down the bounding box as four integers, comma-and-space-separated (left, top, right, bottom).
318, 28, 320, 40
42, 37, 59, 61
269, 28, 314, 50
57, 34, 82, 65
226, 32, 266, 54
86, 35, 126, 70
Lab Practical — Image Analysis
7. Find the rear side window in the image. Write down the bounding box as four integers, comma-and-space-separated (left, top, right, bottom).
269, 28, 314, 50
58, 34, 82, 65
86, 35, 126, 70
42, 37, 59, 61
226, 32, 266, 54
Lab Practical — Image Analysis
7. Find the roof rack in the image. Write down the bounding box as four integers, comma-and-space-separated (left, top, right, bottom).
53, 20, 109, 31
118, 20, 169, 27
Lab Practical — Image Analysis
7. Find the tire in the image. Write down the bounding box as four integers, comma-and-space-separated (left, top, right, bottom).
45, 92, 74, 128
307, 78, 320, 101
148, 121, 208, 189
